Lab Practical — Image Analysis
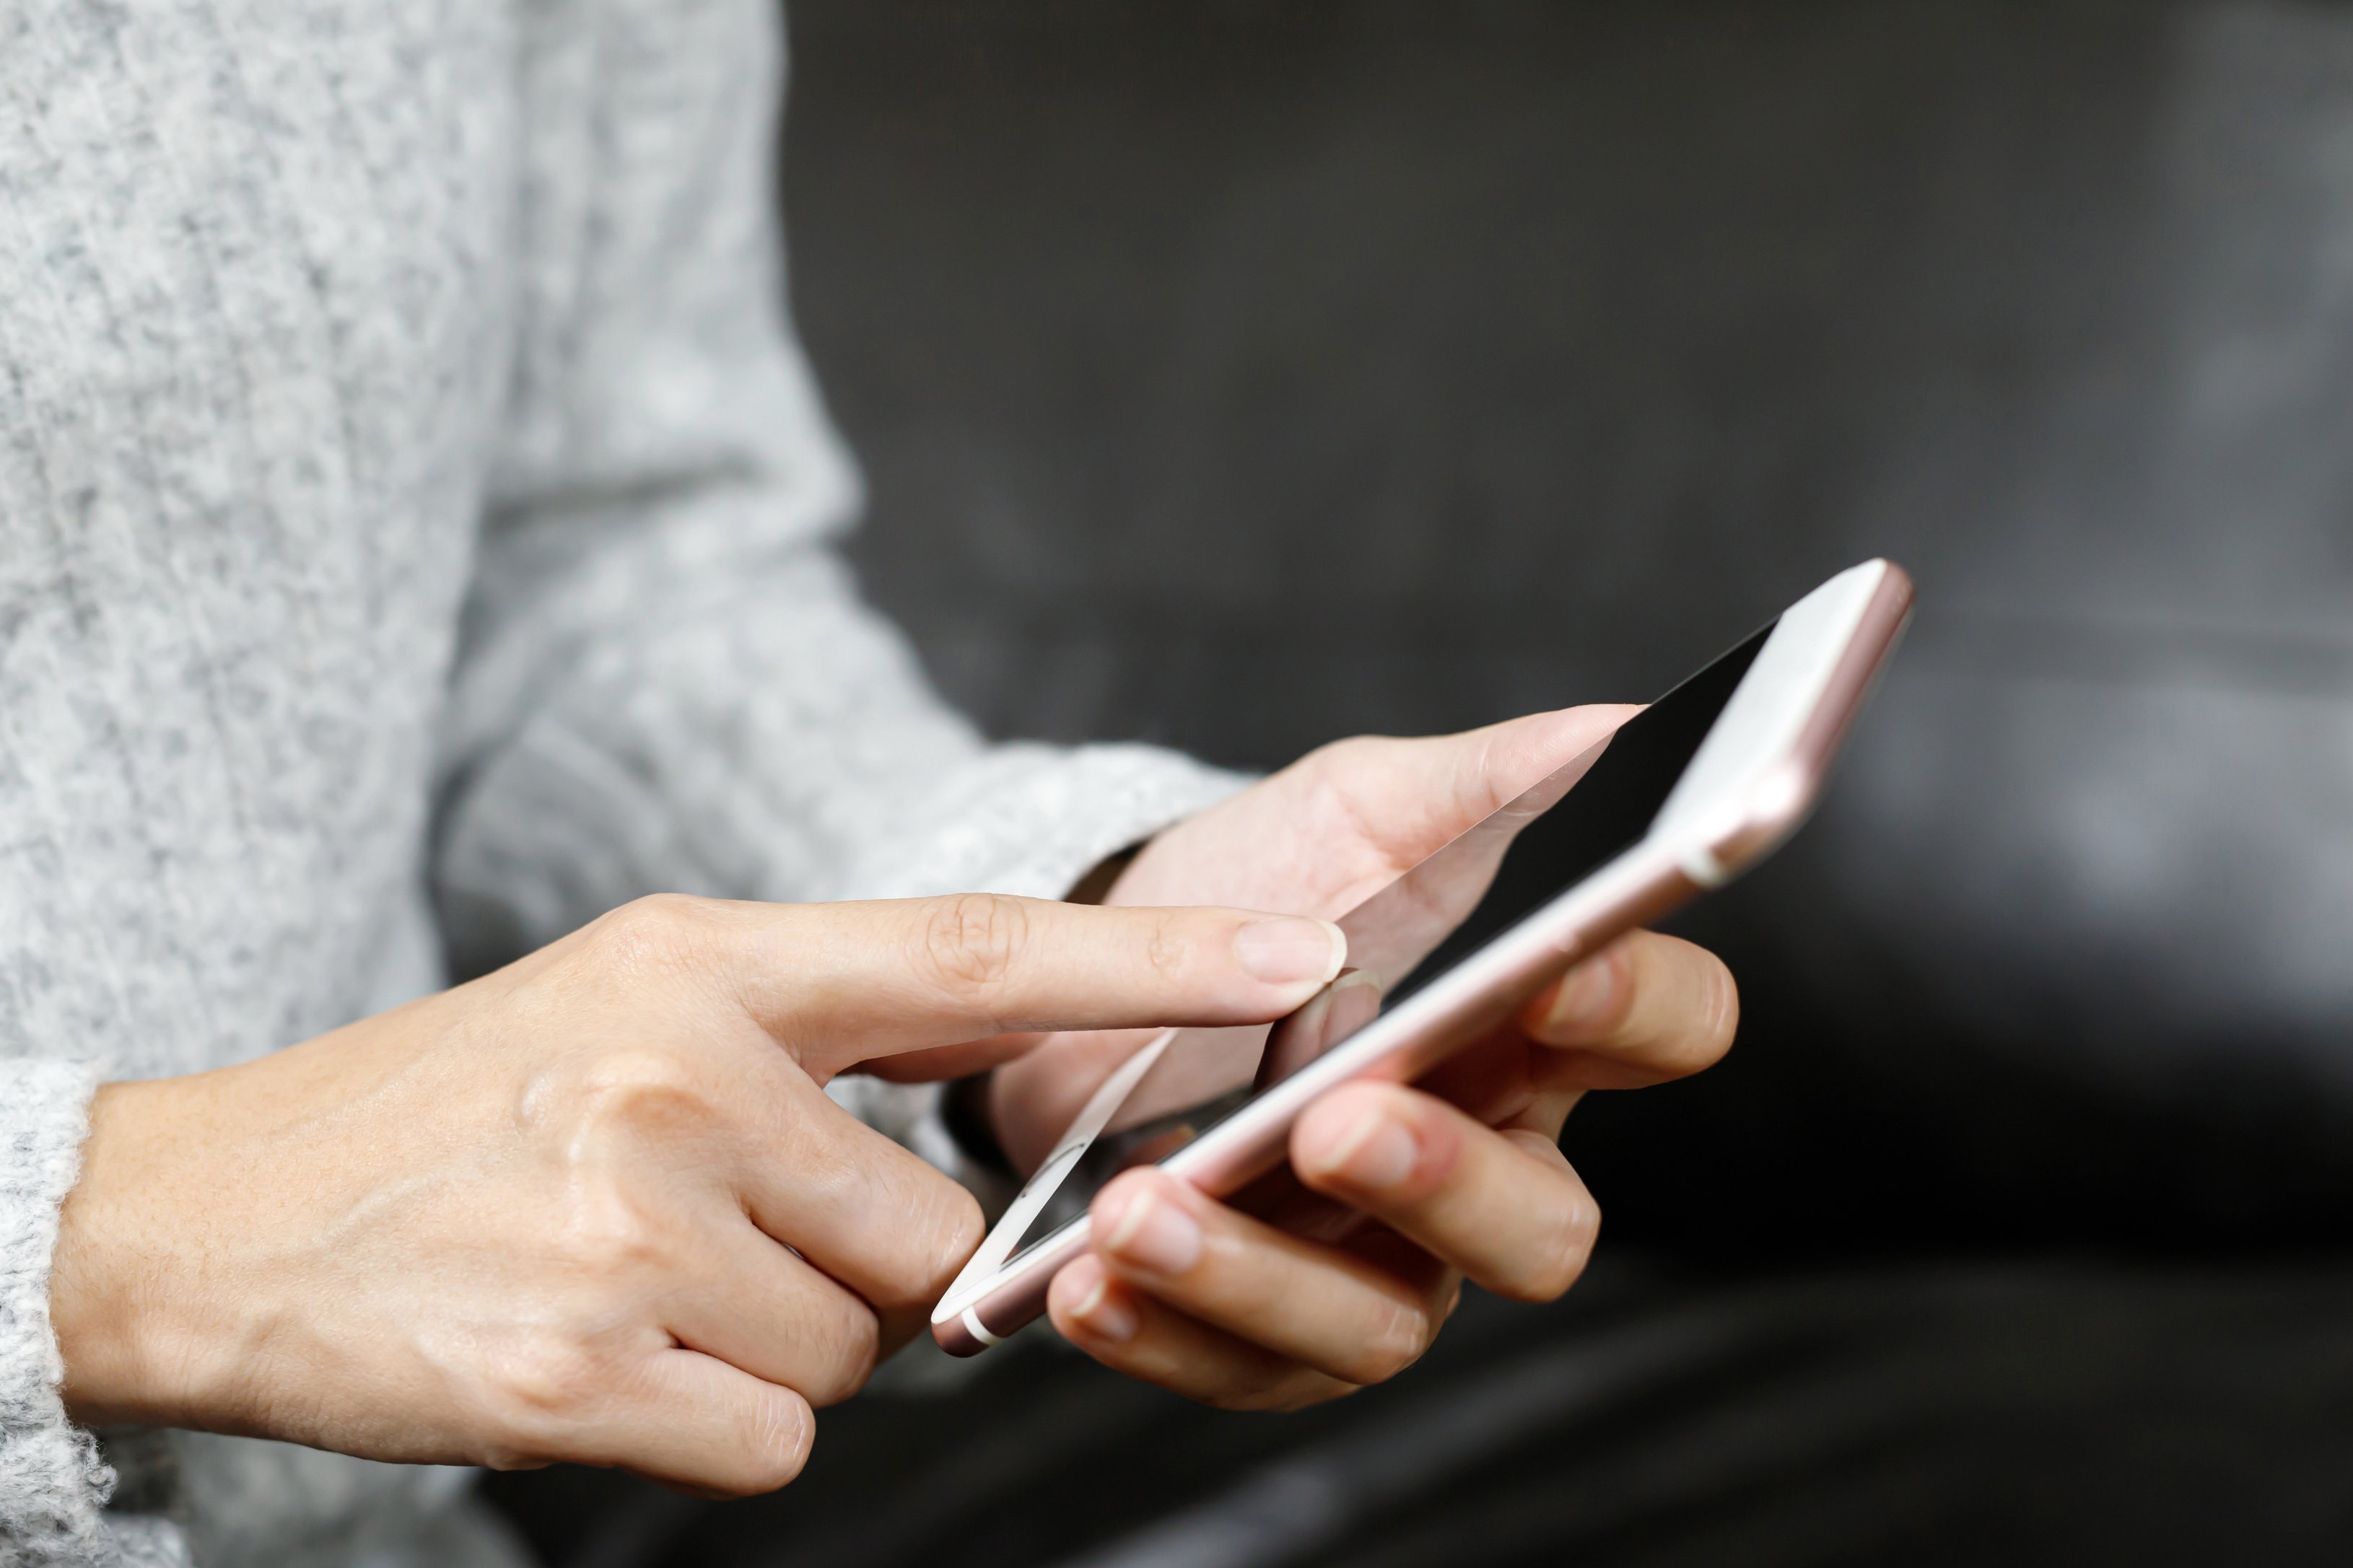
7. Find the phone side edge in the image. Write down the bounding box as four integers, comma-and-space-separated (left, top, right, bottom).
1705, 559, 1913, 875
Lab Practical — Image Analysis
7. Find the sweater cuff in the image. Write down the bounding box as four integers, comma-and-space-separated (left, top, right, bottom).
0, 1060, 116, 1563
826, 742, 1249, 1202
836, 741, 1248, 904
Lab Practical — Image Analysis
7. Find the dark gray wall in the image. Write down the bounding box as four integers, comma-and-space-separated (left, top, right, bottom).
782, 0, 2353, 1252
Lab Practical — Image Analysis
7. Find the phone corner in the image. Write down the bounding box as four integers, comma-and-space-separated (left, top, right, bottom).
930, 1311, 992, 1359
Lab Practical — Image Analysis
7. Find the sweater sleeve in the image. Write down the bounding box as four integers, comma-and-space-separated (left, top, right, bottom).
434, 0, 1240, 973
0, 1061, 124, 1566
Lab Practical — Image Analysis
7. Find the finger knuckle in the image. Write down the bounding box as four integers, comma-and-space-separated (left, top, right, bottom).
1337, 1301, 1436, 1386
589, 894, 718, 976
798, 1308, 883, 1409
1638, 937, 1739, 1076
1142, 910, 1191, 986
915, 893, 1034, 1015
864, 1174, 985, 1314
472, 1327, 622, 1453
776, 1136, 863, 1217
550, 1177, 671, 1284
921, 1185, 988, 1300
556, 1044, 715, 1147
1304, 734, 1385, 779
734, 1390, 815, 1493
1504, 1198, 1599, 1302
1294, 737, 1387, 828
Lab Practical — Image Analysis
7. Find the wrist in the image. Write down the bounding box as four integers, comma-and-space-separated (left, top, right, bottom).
52, 1077, 232, 1430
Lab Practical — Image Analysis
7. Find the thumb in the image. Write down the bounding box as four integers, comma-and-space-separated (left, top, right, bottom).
1394, 704, 1638, 845
718, 894, 1348, 1078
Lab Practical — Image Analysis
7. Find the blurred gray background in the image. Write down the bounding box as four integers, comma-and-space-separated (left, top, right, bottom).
489, 1, 2353, 1562
798, 0, 2353, 1253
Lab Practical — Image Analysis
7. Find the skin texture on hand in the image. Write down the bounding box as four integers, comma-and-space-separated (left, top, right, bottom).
48, 893, 1345, 1494
988, 709, 1742, 1409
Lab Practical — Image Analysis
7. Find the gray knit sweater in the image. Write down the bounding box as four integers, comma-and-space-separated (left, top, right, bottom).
0, 3, 1238, 1563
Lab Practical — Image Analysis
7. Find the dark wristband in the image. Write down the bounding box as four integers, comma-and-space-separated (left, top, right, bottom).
941, 1071, 1014, 1178
1065, 842, 1143, 906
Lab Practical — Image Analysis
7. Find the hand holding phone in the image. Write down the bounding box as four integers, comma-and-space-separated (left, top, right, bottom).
938, 562, 1912, 1397
985, 698, 1639, 1175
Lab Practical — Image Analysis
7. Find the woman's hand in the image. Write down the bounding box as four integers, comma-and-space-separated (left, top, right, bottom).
49, 893, 1345, 1492
1048, 927, 1734, 1409
998, 709, 1742, 1408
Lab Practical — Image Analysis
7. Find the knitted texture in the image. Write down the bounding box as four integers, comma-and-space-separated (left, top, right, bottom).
0, 1064, 110, 1566
0, 1, 1239, 1561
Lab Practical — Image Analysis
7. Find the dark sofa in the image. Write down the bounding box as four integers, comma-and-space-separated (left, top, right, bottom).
487, 3, 2353, 1562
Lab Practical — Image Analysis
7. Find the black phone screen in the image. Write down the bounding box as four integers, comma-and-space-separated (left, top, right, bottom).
997, 621, 1773, 1265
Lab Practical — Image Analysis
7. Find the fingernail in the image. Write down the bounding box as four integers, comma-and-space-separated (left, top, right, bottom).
1318, 1108, 1419, 1191
1103, 1184, 1203, 1275
1073, 1275, 1139, 1342
1545, 955, 1622, 1033
1234, 917, 1348, 987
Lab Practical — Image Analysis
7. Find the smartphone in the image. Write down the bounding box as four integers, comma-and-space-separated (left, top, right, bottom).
931, 559, 1913, 1355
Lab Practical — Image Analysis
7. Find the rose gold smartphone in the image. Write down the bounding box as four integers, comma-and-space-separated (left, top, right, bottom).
932, 559, 1914, 1355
